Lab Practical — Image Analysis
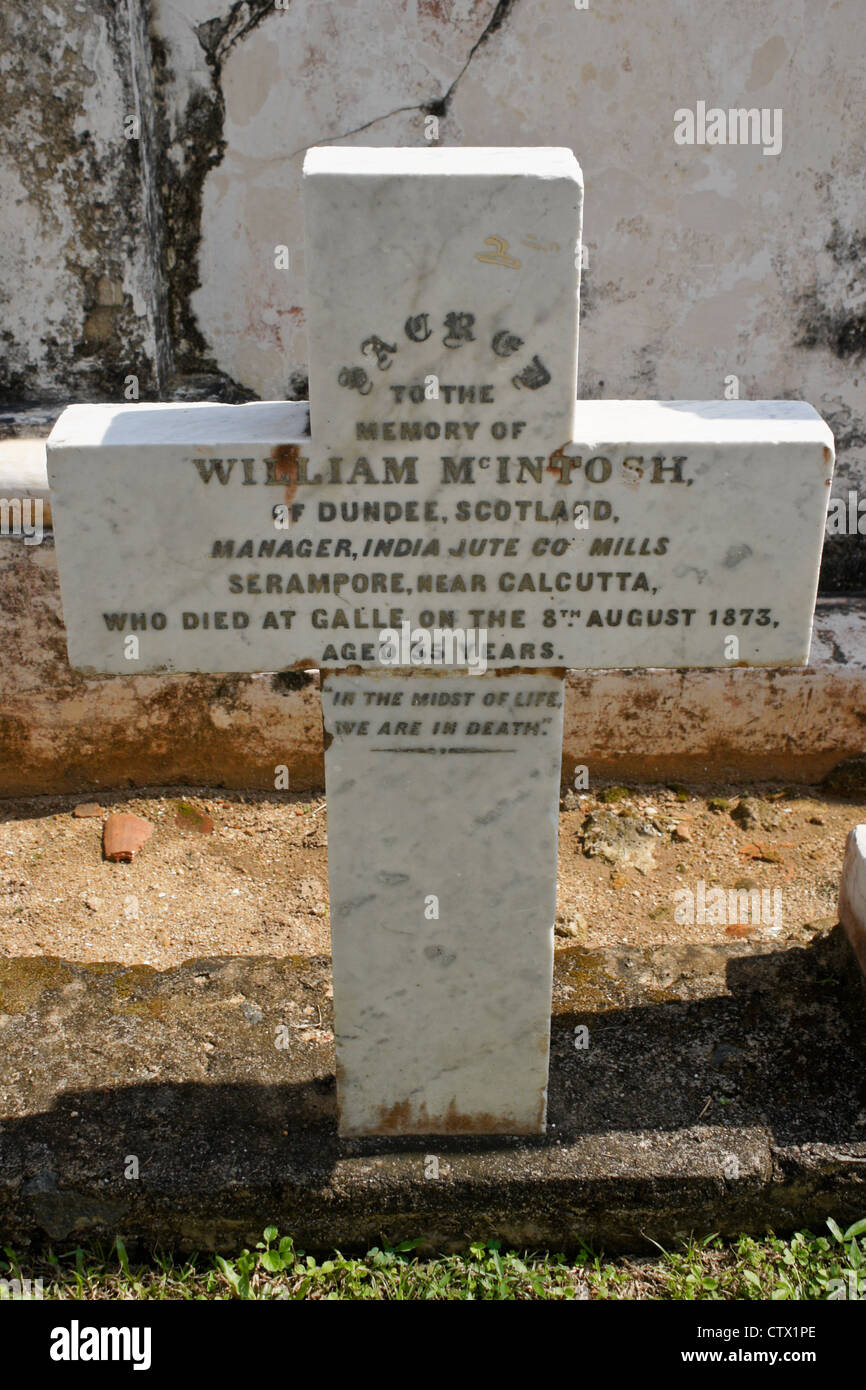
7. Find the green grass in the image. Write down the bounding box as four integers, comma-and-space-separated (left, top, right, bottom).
2, 1218, 865, 1300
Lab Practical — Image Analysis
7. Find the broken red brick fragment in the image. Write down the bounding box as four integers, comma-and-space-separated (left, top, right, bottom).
103, 813, 153, 862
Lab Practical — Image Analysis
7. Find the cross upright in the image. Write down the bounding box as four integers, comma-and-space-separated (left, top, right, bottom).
47, 146, 834, 1137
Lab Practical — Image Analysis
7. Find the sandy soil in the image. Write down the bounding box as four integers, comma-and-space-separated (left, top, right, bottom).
0, 783, 858, 968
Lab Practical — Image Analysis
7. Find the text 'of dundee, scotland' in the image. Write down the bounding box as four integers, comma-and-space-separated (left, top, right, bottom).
47, 148, 835, 1136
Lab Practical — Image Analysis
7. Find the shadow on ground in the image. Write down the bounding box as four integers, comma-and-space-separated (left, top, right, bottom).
1, 927, 864, 1253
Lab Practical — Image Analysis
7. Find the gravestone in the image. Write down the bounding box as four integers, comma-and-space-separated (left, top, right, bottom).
46, 146, 835, 1137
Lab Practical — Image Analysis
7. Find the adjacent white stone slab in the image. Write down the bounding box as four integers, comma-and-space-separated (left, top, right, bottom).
0, 438, 52, 511
839, 825, 866, 978
323, 669, 563, 1135
46, 397, 833, 674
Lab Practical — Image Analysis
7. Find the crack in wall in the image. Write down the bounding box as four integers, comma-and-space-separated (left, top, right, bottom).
143, 1, 271, 398
145, 0, 519, 393
435, 0, 518, 114
196, 0, 278, 66
288, 0, 520, 158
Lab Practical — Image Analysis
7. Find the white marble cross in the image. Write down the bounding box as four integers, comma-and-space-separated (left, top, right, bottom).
47, 147, 834, 1136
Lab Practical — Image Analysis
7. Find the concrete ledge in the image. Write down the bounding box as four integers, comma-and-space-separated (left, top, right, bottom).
561, 597, 866, 784
1, 928, 865, 1253
0, 438, 52, 521
1, 527, 864, 793
0, 535, 325, 795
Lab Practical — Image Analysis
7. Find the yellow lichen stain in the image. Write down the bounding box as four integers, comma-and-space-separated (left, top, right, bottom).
112, 966, 158, 1001
0, 957, 74, 1014
554, 947, 616, 1011
117, 996, 169, 1020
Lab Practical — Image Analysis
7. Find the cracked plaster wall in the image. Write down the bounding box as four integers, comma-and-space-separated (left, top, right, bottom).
1, 0, 864, 588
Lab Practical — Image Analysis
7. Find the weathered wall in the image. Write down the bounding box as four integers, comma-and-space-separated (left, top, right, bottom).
0, 0, 864, 587
0, 1, 161, 401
